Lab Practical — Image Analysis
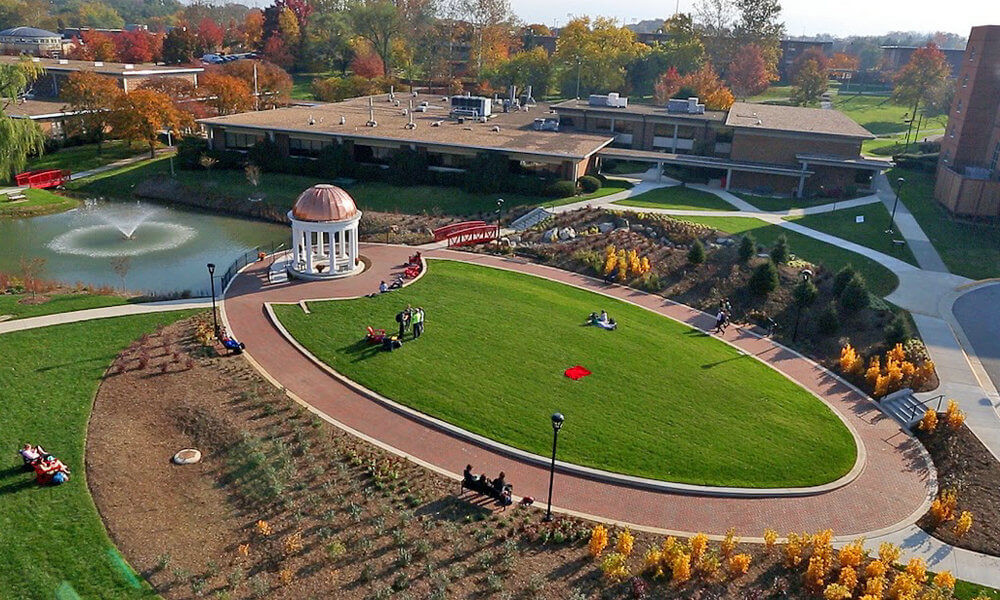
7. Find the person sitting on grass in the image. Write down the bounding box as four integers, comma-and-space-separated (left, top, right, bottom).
588, 311, 617, 330
379, 280, 389, 294
388, 276, 404, 290
34, 454, 70, 485
19, 443, 47, 469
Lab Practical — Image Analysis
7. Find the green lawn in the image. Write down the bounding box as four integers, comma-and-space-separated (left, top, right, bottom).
275, 260, 856, 488
22, 141, 151, 178
788, 202, 920, 267
612, 185, 736, 211
601, 160, 652, 175
746, 85, 795, 103
0, 310, 198, 599
956, 579, 1000, 600
540, 178, 634, 208
833, 94, 947, 135
0, 293, 128, 320
887, 167, 1000, 280
681, 216, 899, 297
71, 156, 550, 216
290, 71, 337, 100
0, 188, 78, 218
732, 192, 854, 213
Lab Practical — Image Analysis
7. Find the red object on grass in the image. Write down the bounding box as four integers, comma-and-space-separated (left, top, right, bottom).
14, 169, 71, 189
564, 365, 592, 380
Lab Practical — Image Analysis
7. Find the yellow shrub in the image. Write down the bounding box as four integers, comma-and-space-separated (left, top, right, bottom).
874, 374, 890, 398
615, 528, 634, 557
661, 536, 682, 564
671, 552, 691, 583
887, 572, 919, 600
918, 408, 938, 432
864, 559, 888, 580
640, 256, 651, 274
727, 553, 751, 577
888, 343, 906, 364
278, 568, 293, 585
866, 356, 882, 388
643, 546, 664, 578
954, 511, 973, 537
947, 407, 966, 430
884, 359, 903, 395
838, 566, 858, 591
912, 360, 935, 389
824, 583, 852, 600
932, 571, 955, 590
764, 529, 778, 553
617, 252, 627, 281
804, 555, 827, 593
696, 552, 720, 580
784, 532, 803, 567
812, 529, 835, 572
864, 575, 885, 597
284, 531, 304, 555
603, 245, 618, 275
930, 489, 958, 525
900, 360, 916, 386
601, 552, 630, 582
840, 344, 863, 375
838, 538, 866, 568
878, 542, 902, 566
589, 524, 609, 557
720, 527, 739, 558
904, 557, 926, 584
255, 520, 273, 536
690, 533, 708, 563
238, 543, 250, 557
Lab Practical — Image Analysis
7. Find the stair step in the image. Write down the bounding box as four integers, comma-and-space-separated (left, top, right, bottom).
510, 207, 553, 231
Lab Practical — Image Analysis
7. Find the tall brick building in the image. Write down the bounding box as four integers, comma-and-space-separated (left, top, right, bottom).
935, 25, 1000, 217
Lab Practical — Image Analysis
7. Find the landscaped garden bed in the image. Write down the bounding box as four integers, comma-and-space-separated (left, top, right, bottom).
83, 314, 997, 599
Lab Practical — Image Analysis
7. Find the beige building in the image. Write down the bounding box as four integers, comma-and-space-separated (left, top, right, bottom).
0, 27, 62, 57
0, 55, 203, 98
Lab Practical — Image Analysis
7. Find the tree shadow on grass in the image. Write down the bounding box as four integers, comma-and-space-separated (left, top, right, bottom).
701, 353, 750, 369
34, 354, 113, 372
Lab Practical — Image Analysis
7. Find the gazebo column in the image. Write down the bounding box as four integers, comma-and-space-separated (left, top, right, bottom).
328, 228, 338, 272
305, 230, 315, 273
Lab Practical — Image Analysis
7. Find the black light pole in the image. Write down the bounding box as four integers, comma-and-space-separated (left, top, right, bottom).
496, 198, 504, 241
575, 57, 582, 99
207, 263, 219, 338
887, 177, 905, 234
543, 412, 564, 522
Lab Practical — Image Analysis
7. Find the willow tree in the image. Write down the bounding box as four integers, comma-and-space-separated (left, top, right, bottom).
0, 60, 45, 181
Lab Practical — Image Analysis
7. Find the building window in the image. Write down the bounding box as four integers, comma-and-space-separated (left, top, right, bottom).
969, 47, 975, 61
942, 150, 951, 164
962, 74, 968, 88
225, 132, 261, 149
956, 99, 962, 113
289, 137, 328, 156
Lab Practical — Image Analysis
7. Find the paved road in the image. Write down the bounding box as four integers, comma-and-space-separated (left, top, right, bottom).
953, 284, 1000, 395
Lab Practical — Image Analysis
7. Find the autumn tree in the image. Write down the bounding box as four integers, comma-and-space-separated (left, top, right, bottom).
626, 13, 705, 96
787, 46, 828, 82
197, 17, 225, 52
491, 46, 553, 97
138, 77, 209, 119
162, 26, 203, 64
0, 59, 44, 180
349, 48, 385, 78
653, 67, 684, 104
727, 43, 771, 98
243, 9, 265, 50
222, 60, 293, 109
113, 89, 191, 158
791, 58, 828, 106
733, 0, 784, 78
446, 0, 517, 75
61, 72, 123, 151
68, 29, 117, 61
349, 0, 402, 76
679, 63, 735, 109
554, 16, 643, 98
891, 43, 952, 148
201, 72, 254, 115
113, 29, 163, 64
828, 52, 860, 71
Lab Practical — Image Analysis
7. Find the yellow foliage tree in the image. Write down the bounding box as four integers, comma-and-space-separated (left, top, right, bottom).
727, 553, 751, 577
640, 256, 651, 274
601, 552, 629, 581
615, 528, 635, 557
589, 524, 609, 557
720, 527, 739, 558
764, 529, 778, 553
918, 408, 938, 432
840, 344, 864, 375
954, 511, 973, 537
866, 356, 882, 388
884, 359, 904, 395
603, 245, 617, 276
874, 374, 891, 398
690, 533, 708, 563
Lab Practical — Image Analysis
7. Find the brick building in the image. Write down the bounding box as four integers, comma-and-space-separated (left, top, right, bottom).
935, 25, 1000, 217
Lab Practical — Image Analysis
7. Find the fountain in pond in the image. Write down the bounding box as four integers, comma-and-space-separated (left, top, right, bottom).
47, 200, 198, 257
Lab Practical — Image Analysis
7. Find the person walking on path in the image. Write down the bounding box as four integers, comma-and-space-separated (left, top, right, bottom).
714, 309, 728, 334
412, 307, 425, 339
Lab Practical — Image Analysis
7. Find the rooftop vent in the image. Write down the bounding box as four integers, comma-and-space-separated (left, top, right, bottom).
94, 61, 103, 67
431, 121, 442, 127
339, 115, 346, 125
124, 64, 133, 69
58, 59, 68, 64
588, 92, 628, 108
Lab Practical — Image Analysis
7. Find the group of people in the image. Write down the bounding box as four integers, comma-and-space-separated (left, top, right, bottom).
587, 310, 617, 330
714, 298, 733, 334
396, 305, 426, 339
462, 464, 512, 506
19, 443, 70, 486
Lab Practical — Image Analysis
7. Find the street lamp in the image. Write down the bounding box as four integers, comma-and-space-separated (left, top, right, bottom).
575, 58, 583, 100
207, 263, 219, 338
543, 412, 564, 522
495, 198, 504, 241
886, 177, 905, 235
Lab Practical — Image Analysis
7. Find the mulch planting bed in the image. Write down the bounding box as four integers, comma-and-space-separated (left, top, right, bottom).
87, 314, 971, 599
916, 424, 1000, 556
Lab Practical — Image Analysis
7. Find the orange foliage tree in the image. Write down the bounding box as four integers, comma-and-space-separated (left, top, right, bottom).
60, 72, 123, 151
727, 43, 773, 98
113, 89, 193, 158
201, 72, 255, 115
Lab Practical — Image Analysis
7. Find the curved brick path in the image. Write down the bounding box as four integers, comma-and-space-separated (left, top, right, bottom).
223, 244, 934, 537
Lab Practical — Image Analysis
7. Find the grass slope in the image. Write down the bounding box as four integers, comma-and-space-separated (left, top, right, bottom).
680, 216, 899, 296
833, 94, 947, 135
732, 192, 855, 213
613, 186, 735, 211
24, 141, 150, 176
788, 202, 920, 267
0, 188, 78, 218
541, 178, 635, 208
0, 293, 127, 320
0, 310, 197, 599
886, 167, 1000, 280
275, 260, 855, 488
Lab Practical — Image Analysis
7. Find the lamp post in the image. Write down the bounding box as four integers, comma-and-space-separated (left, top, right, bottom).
887, 177, 905, 235
543, 412, 564, 522
207, 263, 219, 338
575, 57, 582, 100
495, 198, 504, 242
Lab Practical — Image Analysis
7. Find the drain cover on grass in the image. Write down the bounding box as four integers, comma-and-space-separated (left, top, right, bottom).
172, 448, 202, 464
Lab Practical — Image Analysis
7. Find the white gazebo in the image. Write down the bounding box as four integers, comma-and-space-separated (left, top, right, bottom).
288, 184, 363, 280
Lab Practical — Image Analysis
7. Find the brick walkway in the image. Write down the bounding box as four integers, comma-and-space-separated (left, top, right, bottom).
223, 244, 934, 537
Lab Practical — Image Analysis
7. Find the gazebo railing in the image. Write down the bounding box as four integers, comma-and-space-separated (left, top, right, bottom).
219, 241, 285, 292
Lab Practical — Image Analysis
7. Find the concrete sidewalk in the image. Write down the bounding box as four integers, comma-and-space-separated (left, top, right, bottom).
875, 173, 950, 273
0, 298, 212, 335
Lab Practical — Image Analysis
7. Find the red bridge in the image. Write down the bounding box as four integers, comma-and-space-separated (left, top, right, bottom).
15, 169, 71, 189
432, 221, 498, 247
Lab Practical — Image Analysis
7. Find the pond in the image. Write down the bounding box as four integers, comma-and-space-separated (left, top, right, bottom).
0, 199, 287, 295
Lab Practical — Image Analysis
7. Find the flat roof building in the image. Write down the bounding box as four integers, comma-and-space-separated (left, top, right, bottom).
935, 25, 1000, 217
0, 26, 62, 57
0, 55, 203, 98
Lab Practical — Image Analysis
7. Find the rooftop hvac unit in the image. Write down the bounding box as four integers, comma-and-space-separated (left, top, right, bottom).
666, 97, 705, 114
533, 117, 559, 132
450, 95, 492, 118
588, 92, 628, 108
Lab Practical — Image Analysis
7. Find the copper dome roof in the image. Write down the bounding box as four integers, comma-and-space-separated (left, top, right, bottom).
291, 184, 359, 222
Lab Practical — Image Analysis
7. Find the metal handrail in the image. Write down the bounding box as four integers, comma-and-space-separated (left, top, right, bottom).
218, 241, 286, 292
907, 393, 946, 421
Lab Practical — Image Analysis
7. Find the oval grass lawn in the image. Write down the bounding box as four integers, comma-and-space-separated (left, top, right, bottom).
273, 260, 856, 488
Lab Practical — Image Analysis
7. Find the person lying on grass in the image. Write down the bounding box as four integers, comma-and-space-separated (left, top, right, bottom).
19, 443, 47, 470
588, 311, 617, 330
33, 454, 70, 485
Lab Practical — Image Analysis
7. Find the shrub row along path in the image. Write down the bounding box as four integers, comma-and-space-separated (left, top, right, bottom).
223, 244, 932, 533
